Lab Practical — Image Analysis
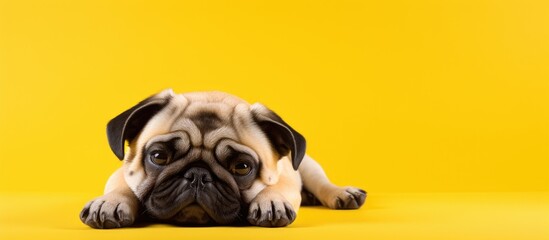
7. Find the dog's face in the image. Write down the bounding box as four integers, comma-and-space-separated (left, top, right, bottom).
106, 90, 305, 225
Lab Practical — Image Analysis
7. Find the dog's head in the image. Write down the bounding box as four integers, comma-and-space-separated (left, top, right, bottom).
106, 89, 306, 225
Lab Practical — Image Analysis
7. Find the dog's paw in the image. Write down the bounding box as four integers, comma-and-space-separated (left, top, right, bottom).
80, 194, 137, 229
324, 187, 367, 209
247, 192, 296, 227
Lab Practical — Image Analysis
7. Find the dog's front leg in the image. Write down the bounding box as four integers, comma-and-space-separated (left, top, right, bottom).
80, 167, 140, 229
247, 161, 302, 227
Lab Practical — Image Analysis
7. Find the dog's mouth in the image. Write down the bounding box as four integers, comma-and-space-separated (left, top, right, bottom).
144, 166, 242, 225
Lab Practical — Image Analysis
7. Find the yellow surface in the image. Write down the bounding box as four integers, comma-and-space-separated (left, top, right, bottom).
1, 192, 548, 240
1, 0, 548, 239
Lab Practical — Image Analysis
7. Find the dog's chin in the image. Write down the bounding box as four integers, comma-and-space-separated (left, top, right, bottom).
172, 204, 215, 225
155, 202, 241, 226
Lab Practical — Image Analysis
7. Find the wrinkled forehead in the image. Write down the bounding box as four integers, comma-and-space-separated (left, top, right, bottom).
170, 96, 242, 149
129, 92, 273, 162
179, 91, 248, 131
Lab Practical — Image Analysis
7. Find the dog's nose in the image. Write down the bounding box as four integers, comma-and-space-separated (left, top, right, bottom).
184, 167, 213, 189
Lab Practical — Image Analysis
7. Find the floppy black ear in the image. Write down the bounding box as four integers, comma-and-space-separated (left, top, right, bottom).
251, 104, 306, 170
106, 95, 170, 160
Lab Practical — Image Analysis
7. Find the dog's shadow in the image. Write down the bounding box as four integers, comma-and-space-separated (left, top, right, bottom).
127, 216, 253, 229
117, 206, 373, 229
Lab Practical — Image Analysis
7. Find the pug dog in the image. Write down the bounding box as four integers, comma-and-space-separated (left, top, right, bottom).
80, 89, 366, 228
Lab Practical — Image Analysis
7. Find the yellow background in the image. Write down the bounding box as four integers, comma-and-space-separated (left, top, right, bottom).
0, 0, 548, 239
1, 0, 548, 193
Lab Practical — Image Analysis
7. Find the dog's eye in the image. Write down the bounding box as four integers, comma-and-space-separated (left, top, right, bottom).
230, 162, 251, 176
150, 150, 170, 165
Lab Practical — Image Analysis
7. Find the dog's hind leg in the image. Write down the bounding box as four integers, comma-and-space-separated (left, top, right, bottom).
298, 155, 367, 209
